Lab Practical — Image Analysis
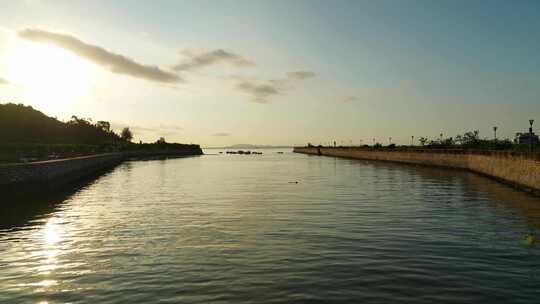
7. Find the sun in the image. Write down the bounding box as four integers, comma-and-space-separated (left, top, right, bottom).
5, 37, 94, 108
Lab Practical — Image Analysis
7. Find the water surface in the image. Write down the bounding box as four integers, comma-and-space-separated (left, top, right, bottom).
1, 149, 540, 303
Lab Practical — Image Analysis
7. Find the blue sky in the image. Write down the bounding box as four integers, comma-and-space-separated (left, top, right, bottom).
0, 0, 539, 146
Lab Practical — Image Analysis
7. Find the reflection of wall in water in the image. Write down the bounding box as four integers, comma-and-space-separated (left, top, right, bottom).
306, 150, 540, 230
0, 167, 117, 231
295, 147, 540, 195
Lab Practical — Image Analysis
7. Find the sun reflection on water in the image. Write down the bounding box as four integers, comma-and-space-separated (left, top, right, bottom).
43, 217, 62, 246
28, 217, 66, 294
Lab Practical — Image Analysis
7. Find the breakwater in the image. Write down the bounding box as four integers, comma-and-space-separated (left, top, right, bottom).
0, 147, 203, 196
294, 147, 540, 195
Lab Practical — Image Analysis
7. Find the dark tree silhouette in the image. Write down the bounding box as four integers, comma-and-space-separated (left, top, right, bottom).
0, 103, 202, 163
121, 127, 133, 142
0, 103, 120, 144
96, 121, 110, 132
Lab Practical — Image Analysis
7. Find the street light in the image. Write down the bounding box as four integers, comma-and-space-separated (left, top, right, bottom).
411, 135, 414, 146
493, 126, 498, 141
530, 119, 535, 152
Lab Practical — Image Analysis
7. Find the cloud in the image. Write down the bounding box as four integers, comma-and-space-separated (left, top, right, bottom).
231, 70, 315, 103
158, 124, 183, 131
212, 132, 230, 137
286, 71, 316, 80
235, 80, 281, 103
173, 49, 254, 71
111, 123, 156, 133
17, 28, 181, 83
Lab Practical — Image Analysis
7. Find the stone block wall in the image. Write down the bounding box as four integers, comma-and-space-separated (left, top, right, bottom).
294, 147, 540, 194
0, 153, 123, 190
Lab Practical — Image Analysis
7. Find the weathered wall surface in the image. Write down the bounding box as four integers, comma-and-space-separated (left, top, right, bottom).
0, 153, 123, 191
294, 147, 540, 194
467, 153, 540, 193
0, 147, 204, 192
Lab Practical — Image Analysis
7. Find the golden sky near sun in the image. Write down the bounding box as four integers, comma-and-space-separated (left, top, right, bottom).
5, 37, 94, 108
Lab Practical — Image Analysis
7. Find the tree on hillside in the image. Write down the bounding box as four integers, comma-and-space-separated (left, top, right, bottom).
121, 127, 133, 142
96, 121, 110, 132
0, 104, 121, 144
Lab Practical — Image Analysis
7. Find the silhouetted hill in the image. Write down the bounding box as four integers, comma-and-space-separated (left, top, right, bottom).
0, 103, 202, 163
0, 103, 119, 144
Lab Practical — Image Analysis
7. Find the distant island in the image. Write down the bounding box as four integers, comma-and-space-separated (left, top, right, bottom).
0, 103, 202, 163
207, 144, 292, 149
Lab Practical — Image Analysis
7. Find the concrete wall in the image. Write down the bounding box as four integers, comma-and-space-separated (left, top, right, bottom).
294, 147, 540, 195
0, 148, 203, 197
0, 147, 204, 188
0, 153, 123, 190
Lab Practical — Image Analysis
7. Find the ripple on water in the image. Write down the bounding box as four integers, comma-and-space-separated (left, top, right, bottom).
1, 151, 540, 303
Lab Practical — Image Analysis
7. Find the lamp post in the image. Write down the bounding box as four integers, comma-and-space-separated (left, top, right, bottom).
530, 119, 535, 152
411, 136, 414, 146
493, 126, 498, 141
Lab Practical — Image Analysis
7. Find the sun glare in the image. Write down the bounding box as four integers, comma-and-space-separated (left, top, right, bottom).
5, 38, 93, 107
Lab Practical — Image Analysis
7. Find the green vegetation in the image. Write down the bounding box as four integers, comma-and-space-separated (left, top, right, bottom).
309, 130, 535, 152
416, 130, 521, 151
0, 103, 199, 163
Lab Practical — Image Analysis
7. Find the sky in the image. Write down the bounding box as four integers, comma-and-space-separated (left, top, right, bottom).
0, 0, 539, 146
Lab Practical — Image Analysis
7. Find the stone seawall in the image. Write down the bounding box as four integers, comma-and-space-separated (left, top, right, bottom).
294, 147, 540, 195
0, 147, 203, 196
0, 153, 124, 192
